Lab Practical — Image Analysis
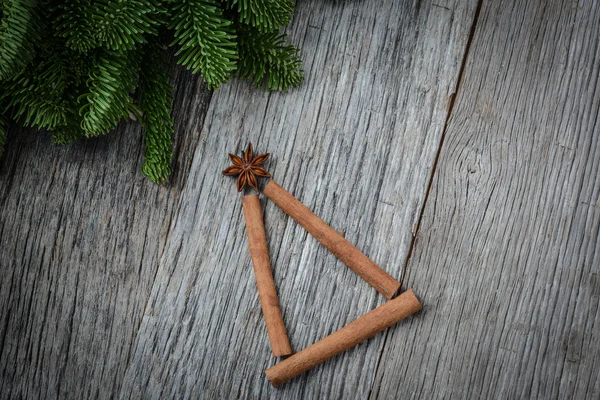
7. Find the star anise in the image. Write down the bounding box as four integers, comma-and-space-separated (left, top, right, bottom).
222, 143, 271, 192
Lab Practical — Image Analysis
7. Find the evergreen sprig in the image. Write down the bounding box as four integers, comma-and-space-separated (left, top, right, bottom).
95, 0, 162, 50
237, 27, 302, 91
54, 0, 99, 52
138, 43, 174, 183
169, 0, 237, 89
81, 49, 141, 136
0, 0, 43, 79
0, 0, 304, 183
227, 0, 294, 32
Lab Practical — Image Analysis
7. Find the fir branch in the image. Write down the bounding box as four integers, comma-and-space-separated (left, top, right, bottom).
37, 45, 89, 143
226, 0, 294, 32
2, 43, 88, 133
3, 72, 70, 130
138, 43, 174, 183
80, 49, 141, 136
237, 27, 302, 91
92, 0, 162, 51
50, 96, 86, 144
0, 0, 43, 79
54, 0, 97, 52
169, 0, 238, 89
0, 0, 307, 182
55, 0, 162, 52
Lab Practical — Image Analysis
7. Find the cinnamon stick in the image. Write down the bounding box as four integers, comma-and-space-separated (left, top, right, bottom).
242, 194, 292, 357
263, 180, 401, 299
265, 288, 422, 386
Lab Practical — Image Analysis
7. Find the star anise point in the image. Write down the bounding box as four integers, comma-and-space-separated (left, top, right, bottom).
222, 143, 271, 192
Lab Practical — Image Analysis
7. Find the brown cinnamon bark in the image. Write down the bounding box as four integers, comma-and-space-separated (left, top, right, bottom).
265, 289, 421, 386
263, 180, 401, 299
242, 194, 292, 357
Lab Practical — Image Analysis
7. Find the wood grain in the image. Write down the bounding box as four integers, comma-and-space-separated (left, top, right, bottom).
120, 0, 478, 398
0, 68, 211, 399
371, 0, 600, 398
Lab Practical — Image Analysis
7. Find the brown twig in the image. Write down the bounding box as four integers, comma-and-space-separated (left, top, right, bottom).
242, 194, 292, 357
265, 289, 422, 386
263, 180, 401, 299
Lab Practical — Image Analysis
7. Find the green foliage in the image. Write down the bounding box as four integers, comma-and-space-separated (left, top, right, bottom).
138, 43, 174, 183
0, 0, 304, 182
0, 0, 43, 79
3, 72, 68, 130
227, 0, 294, 32
92, 0, 161, 50
55, 0, 162, 52
237, 27, 302, 91
2, 45, 73, 131
169, 0, 237, 89
54, 0, 99, 52
81, 49, 141, 136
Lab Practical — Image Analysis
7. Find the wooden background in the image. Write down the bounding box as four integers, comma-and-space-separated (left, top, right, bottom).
1, 0, 599, 398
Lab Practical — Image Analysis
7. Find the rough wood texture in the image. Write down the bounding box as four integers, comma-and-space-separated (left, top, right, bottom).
263, 180, 400, 299
242, 194, 292, 357
0, 69, 211, 399
371, 0, 600, 398
8, 0, 596, 397
120, 0, 477, 398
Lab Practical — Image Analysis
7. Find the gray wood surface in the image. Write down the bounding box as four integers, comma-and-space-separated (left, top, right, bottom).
119, 0, 478, 398
0, 69, 211, 399
371, 0, 600, 398
3, 0, 598, 398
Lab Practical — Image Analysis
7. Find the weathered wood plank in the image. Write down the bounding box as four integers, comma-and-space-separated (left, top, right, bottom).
371, 0, 600, 398
120, 0, 478, 398
0, 69, 211, 399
